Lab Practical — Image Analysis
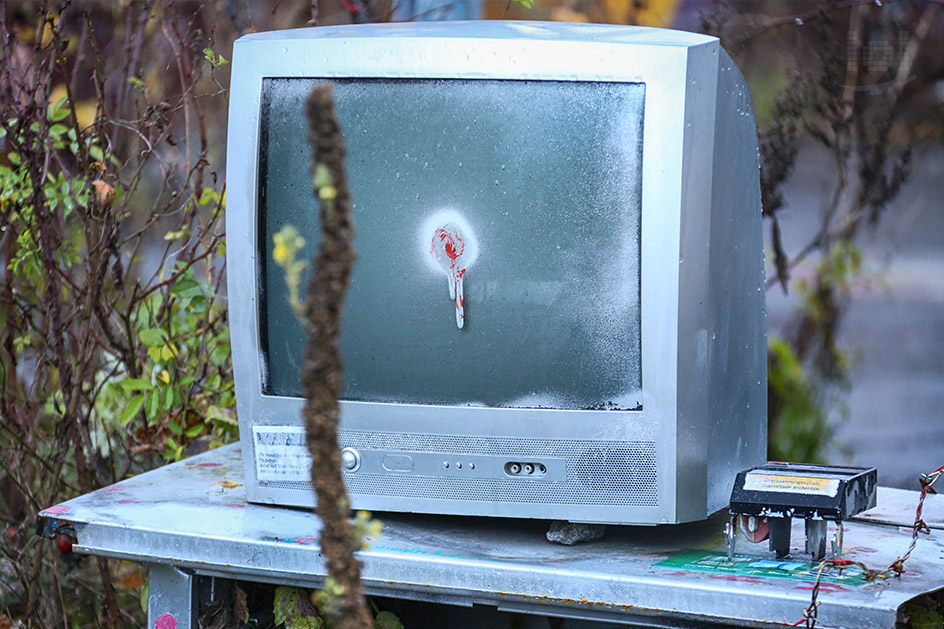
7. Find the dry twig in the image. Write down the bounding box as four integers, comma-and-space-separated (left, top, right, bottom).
301, 84, 372, 629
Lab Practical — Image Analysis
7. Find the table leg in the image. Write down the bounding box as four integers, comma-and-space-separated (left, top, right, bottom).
148, 564, 196, 629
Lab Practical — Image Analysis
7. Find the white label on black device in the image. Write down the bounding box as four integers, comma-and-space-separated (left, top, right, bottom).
252, 426, 311, 483
743, 472, 840, 497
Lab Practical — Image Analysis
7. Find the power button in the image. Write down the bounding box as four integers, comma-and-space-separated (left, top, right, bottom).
340, 447, 361, 472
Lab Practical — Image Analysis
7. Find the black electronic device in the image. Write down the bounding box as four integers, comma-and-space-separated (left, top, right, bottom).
726, 463, 878, 560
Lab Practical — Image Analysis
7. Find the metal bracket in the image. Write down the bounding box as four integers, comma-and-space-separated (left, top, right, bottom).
725, 515, 737, 561
805, 519, 827, 561
148, 564, 196, 629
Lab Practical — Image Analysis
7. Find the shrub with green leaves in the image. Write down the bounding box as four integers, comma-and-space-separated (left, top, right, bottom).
1, 4, 237, 626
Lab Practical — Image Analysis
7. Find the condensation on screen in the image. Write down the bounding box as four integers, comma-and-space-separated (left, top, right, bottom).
259, 78, 644, 411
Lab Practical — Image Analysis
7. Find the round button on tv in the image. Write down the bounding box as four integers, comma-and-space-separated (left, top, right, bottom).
340, 447, 361, 472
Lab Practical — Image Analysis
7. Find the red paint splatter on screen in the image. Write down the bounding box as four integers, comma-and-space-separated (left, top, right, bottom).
423, 210, 478, 329
431, 224, 467, 327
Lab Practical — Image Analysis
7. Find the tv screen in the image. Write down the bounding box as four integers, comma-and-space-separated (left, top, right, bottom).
260, 78, 644, 411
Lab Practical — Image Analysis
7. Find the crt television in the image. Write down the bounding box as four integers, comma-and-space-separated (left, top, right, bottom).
226, 21, 767, 525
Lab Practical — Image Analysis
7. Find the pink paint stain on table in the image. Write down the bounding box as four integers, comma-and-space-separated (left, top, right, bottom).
155, 613, 178, 629
795, 582, 846, 593
44, 506, 70, 514
709, 574, 765, 584
423, 210, 478, 329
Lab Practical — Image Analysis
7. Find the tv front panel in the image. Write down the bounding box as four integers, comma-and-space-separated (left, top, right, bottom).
227, 22, 767, 525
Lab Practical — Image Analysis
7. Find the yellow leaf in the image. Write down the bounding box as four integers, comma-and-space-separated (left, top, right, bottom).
607, 0, 680, 27
163, 230, 187, 241
318, 186, 337, 201
273, 242, 289, 265
551, 7, 589, 22
40, 16, 57, 47
48, 85, 96, 129
144, 14, 159, 37
146, 70, 163, 97
603, 0, 630, 24
207, 405, 238, 426
92, 179, 115, 208
73, 101, 98, 130
49, 85, 69, 119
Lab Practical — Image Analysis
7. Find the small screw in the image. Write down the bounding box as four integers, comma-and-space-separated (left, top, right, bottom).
443, 461, 449, 469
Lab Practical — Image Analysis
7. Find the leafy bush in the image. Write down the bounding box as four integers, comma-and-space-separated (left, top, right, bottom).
1, 3, 236, 625
703, 2, 939, 461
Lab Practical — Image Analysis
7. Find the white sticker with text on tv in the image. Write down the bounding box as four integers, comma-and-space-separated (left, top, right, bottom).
252, 426, 311, 483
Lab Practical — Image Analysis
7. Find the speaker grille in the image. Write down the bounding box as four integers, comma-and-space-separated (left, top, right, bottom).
261, 431, 658, 507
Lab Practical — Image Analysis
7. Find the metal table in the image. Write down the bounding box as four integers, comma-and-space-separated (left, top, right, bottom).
37, 444, 944, 628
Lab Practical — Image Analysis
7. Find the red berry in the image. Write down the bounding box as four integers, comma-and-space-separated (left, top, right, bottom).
56, 534, 73, 554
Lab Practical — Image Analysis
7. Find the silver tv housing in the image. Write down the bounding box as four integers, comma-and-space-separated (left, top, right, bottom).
226, 21, 766, 525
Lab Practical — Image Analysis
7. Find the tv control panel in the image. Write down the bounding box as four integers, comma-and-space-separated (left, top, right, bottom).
340, 447, 564, 482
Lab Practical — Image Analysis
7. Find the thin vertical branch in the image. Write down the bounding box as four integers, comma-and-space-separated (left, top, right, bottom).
892, 3, 940, 103
302, 84, 372, 629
